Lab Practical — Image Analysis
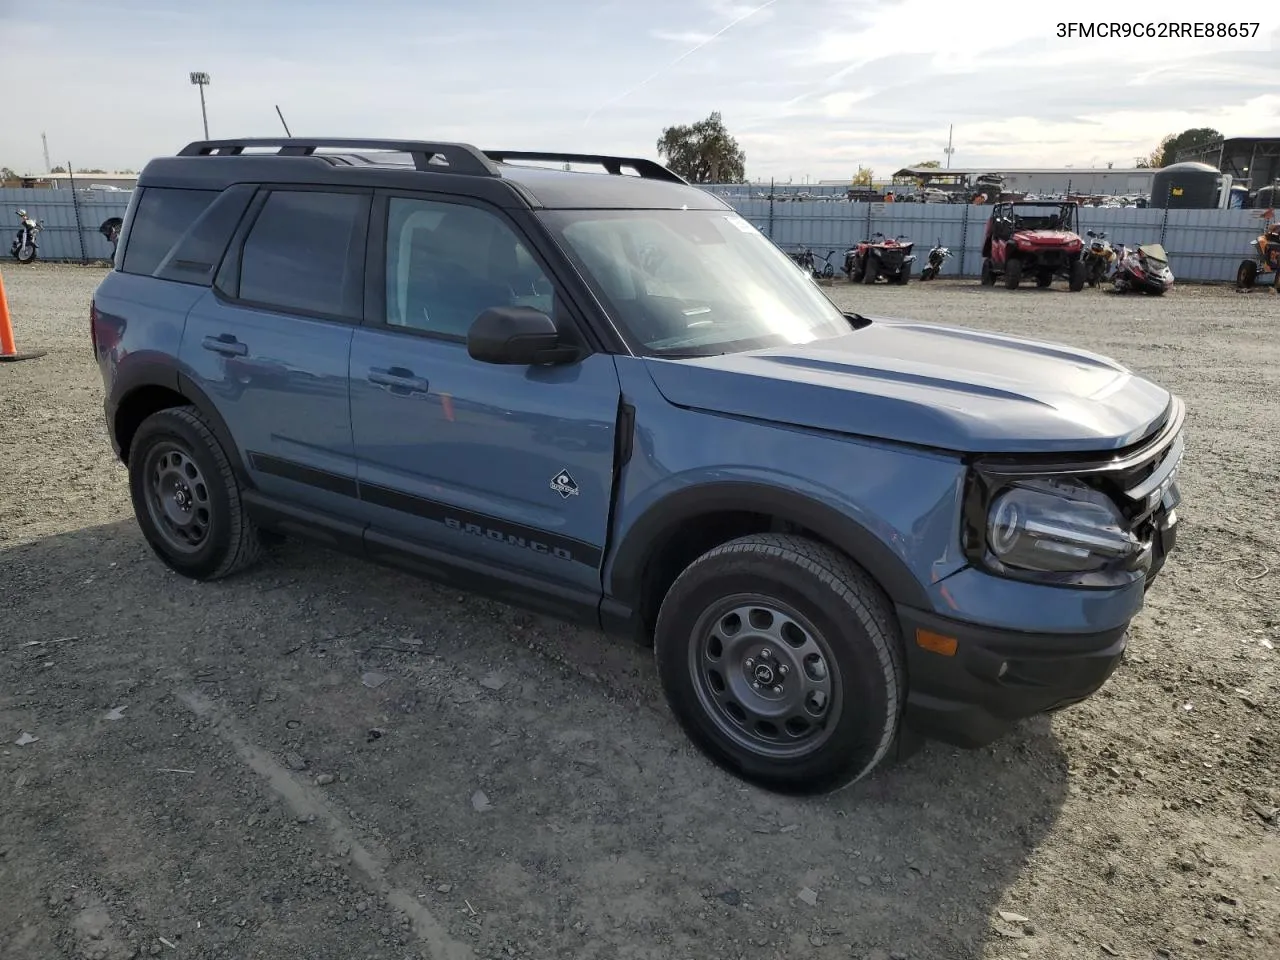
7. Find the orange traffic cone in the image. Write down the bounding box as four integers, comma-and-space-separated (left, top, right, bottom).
0, 269, 46, 362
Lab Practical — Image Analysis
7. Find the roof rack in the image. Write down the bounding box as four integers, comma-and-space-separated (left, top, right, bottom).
482, 150, 688, 184
176, 138, 500, 176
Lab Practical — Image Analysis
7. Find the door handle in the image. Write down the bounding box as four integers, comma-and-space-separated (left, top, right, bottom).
367, 366, 430, 393
202, 334, 248, 356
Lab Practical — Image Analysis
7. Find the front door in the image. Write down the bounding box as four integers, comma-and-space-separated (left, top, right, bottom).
349, 194, 621, 594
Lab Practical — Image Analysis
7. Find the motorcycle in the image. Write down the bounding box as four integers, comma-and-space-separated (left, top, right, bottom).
1111, 242, 1174, 295
919, 240, 952, 281
1080, 229, 1116, 287
11, 209, 43, 264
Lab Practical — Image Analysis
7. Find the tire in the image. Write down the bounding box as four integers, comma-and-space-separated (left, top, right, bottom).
15, 244, 36, 264
893, 263, 912, 285
1236, 260, 1257, 289
127, 406, 264, 581
1068, 260, 1086, 292
920, 266, 937, 281
1035, 270, 1053, 288
980, 259, 995, 286
653, 533, 905, 795
1004, 258, 1022, 289
862, 260, 878, 284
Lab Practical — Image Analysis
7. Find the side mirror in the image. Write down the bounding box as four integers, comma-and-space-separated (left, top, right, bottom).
467, 306, 578, 366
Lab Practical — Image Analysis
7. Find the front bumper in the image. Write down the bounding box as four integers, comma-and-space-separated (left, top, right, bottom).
897, 606, 1128, 748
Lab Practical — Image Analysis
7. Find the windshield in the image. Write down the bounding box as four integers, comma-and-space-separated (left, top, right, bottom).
1008, 205, 1072, 231
538, 209, 853, 357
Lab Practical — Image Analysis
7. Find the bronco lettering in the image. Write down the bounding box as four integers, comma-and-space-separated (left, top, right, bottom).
444, 517, 573, 561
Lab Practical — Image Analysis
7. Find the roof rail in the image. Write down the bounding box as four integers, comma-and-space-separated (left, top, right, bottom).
483, 150, 688, 184
176, 138, 500, 176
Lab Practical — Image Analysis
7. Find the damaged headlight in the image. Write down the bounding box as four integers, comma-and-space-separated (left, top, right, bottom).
986, 478, 1142, 574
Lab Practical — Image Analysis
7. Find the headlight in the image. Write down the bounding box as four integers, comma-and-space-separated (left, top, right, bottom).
982, 478, 1145, 576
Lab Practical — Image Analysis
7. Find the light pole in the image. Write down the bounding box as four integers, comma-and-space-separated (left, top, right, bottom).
944, 124, 955, 169
189, 72, 210, 139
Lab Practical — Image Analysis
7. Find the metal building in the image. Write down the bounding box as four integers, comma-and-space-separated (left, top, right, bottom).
1173, 137, 1280, 198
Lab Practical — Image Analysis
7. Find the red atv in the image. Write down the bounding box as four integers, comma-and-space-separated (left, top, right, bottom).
843, 232, 916, 285
980, 201, 1086, 291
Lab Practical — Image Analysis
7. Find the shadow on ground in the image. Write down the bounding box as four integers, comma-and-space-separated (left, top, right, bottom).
2, 520, 1070, 959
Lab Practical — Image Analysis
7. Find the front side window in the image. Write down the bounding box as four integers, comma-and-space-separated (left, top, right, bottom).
538, 209, 851, 357
384, 197, 555, 338
238, 190, 365, 318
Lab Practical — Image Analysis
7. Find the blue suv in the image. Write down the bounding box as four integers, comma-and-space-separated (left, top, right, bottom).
91, 138, 1184, 794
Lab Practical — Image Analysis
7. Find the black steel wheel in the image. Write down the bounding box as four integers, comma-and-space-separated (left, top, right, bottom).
142, 442, 213, 554
654, 534, 904, 795
128, 406, 263, 580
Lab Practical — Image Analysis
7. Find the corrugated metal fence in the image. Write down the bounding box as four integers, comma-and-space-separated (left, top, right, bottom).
2, 188, 126, 263
0, 187, 1265, 283
729, 199, 1266, 283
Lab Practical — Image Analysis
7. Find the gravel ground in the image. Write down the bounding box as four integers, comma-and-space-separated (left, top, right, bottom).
1, 263, 1277, 960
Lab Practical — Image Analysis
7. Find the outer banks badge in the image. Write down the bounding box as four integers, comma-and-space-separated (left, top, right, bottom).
550, 469, 580, 499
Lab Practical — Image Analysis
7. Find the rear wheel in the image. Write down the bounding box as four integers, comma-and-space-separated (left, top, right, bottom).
1035, 270, 1053, 288
862, 260, 878, 284
920, 266, 937, 281
893, 263, 912, 285
128, 406, 264, 581
1236, 260, 1257, 289
654, 534, 905, 795
1004, 258, 1022, 289
1068, 260, 1086, 292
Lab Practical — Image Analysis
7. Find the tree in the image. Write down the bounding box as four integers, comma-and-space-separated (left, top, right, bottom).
1149, 128, 1221, 169
0, 167, 17, 181
852, 165, 874, 186
51, 165, 67, 173
912, 160, 941, 169
75, 167, 108, 174
656, 111, 746, 183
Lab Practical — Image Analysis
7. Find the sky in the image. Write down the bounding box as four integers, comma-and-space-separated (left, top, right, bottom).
2, 0, 1279, 182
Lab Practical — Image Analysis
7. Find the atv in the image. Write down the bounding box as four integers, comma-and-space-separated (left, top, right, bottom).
1235, 219, 1280, 291
844, 232, 915, 285
980, 201, 1086, 291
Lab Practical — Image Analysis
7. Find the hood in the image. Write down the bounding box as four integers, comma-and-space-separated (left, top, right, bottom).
643, 318, 1173, 455
1016, 230, 1080, 246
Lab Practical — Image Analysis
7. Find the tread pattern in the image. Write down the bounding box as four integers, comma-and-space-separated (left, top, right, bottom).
136, 405, 263, 580
655, 532, 906, 792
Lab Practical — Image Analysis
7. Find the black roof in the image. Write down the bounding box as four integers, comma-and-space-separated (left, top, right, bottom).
137, 138, 730, 212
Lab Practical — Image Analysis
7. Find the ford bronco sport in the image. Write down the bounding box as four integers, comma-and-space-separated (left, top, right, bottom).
92, 138, 1185, 795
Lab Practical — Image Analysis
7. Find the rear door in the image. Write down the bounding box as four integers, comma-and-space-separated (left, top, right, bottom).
178, 186, 371, 517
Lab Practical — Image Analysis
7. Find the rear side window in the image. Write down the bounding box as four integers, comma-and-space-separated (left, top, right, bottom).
237, 190, 367, 319
121, 187, 218, 277
153, 184, 255, 286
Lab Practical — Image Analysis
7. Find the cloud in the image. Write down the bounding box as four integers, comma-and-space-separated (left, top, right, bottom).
4, 0, 1278, 182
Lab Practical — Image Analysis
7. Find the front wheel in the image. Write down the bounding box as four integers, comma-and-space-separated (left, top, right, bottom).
980, 258, 995, 286
128, 406, 264, 581
1068, 260, 1086, 292
1236, 260, 1257, 289
14, 244, 36, 264
1004, 258, 1022, 289
654, 534, 905, 795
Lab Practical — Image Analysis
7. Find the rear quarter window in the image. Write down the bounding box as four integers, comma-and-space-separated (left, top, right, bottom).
121, 187, 219, 277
